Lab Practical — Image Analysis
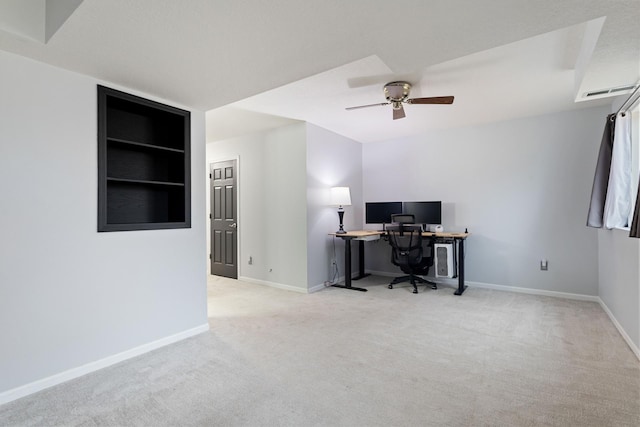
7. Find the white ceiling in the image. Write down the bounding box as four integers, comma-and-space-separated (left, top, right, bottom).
1, 0, 638, 143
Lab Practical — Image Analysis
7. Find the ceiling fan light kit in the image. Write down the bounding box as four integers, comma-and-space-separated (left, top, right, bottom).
346, 80, 454, 120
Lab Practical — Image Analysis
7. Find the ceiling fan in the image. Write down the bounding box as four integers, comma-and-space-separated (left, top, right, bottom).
345, 81, 454, 120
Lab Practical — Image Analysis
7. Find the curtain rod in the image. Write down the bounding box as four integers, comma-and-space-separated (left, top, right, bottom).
616, 83, 640, 116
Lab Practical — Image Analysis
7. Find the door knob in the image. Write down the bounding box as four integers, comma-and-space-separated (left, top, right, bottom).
229, 223, 237, 228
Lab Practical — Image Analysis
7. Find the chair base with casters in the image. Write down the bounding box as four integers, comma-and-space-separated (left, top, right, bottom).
386, 223, 436, 294
388, 275, 438, 293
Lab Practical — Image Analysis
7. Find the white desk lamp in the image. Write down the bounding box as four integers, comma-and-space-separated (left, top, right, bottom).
330, 187, 351, 234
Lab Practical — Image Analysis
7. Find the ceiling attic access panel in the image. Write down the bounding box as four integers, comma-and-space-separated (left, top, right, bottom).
97, 85, 191, 232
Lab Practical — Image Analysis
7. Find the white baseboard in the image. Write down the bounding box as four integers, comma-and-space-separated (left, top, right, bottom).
238, 276, 309, 294
0, 323, 210, 406
314, 274, 349, 293
454, 279, 600, 302
309, 282, 328, 293
597, 298, 640, 361
368, 271, 599, 301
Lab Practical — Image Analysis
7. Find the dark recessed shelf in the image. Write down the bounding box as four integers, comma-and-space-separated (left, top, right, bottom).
98, 85, 191, 232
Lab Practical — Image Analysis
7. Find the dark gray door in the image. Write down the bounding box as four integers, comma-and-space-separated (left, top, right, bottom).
210, 160, 238, 278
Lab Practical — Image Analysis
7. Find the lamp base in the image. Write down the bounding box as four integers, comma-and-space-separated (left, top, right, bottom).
336, 209, 346, 234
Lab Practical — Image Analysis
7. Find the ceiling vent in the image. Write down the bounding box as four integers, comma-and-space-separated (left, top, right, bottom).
584, 84, 638, 98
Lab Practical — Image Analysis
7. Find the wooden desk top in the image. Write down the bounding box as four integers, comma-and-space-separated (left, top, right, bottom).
330, 230, 470, 239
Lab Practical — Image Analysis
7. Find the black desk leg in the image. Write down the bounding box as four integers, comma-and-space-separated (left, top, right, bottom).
352, 240, 370, 281
454, 238, 468, 295
332, 237, 367, 292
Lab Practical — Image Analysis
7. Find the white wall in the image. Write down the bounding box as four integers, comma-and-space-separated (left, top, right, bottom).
363, 107, 608, 296
206, 124, 308, 292
306, 124, 363, 290
0, 51, 207, 398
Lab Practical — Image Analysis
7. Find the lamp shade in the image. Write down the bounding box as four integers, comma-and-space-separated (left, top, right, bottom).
330, 187, 351, 207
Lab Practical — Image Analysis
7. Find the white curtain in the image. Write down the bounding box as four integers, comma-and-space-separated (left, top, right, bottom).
603, 112, 632, 229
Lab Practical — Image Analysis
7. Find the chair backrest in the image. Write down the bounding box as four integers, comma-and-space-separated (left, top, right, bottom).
390, 213, 415, 225
386, 224, 424, 268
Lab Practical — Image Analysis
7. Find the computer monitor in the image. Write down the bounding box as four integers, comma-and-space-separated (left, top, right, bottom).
365, 201, 403, 224
402, 201, 442, 225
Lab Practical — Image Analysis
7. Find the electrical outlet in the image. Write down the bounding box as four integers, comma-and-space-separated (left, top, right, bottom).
248, 256, 253, 265
540, 259, 548, 271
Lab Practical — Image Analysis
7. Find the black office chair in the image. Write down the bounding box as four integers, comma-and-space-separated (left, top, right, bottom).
386, 223, 437, 294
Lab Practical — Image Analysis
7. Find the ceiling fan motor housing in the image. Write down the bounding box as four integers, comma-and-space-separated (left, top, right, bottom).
384, 81, 412, 102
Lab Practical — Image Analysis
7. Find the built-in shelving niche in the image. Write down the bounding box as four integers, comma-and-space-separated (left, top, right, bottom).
98, 86, 191, 231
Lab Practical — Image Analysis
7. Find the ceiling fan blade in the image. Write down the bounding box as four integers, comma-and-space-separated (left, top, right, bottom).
393, 105, 406, 120
345, 102, 389, 111
347, 71, 423, 89
347, 75, 397, 89
407, 96, 454, 105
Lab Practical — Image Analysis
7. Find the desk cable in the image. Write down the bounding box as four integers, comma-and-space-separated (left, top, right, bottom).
327, 237, 339, 285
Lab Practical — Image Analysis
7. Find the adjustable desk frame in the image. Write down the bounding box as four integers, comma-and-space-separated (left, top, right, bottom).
330, 230, 469, 295
329, 232, 379, 292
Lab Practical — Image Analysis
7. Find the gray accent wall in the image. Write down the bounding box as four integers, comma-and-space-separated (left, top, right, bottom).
0, 50, 207, 396
362, 107, 608, 296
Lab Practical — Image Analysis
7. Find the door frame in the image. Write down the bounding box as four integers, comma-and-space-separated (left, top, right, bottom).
208, 156, 241, 278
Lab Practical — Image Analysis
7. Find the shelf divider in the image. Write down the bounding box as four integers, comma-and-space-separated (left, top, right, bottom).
107, 177, 185, 187
107, 137, 185, 153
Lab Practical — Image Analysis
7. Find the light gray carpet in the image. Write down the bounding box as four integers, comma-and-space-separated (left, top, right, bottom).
1, 276, 638, 426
